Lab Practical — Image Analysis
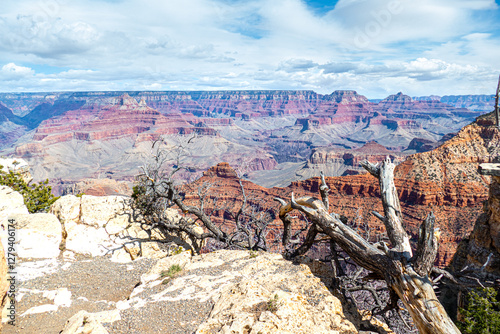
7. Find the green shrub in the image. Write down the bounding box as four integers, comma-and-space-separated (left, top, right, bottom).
457, 287, 500, 334
266, 294, 279, 313
160, 264, 183, 279
0, 166, 59, 213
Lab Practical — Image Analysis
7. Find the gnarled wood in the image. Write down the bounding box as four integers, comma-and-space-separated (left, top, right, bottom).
361, 157, 412, 259
412, 213, 438, 276
391, 266, 459, 334
277, 157, 461, 334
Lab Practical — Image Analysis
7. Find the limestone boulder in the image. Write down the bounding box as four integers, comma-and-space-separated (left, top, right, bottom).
0, 186, 29, 255
60, 310, 119, 334
64, 224, 116, 257
11, 213, 62, 259
80, 195, 132, 229
0, 186, 28, 225
49, 195, 81, 226
50, 194, 199, 261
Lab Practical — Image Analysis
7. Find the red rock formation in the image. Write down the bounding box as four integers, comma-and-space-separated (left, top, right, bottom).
449, 166, 500, 277
16, 94, 220, 155
309, 142, 407, 173
183, 116, 499, 267
203, 162, 238, 179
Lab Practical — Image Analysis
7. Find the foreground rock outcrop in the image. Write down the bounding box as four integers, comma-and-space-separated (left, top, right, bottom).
2, 249, 391, 334
0, 188, 199, 263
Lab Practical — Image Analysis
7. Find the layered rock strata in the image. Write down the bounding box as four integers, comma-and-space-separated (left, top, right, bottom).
184, 116, 500, 267
449, 163, 500, 279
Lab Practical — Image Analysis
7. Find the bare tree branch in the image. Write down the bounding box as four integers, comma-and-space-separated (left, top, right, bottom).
276, 157, 461, 334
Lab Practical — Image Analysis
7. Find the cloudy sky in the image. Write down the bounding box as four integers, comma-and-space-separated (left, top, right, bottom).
1, 0, 500, 97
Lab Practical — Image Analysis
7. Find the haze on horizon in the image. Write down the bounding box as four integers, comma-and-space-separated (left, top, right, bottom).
1, 0, 500, 98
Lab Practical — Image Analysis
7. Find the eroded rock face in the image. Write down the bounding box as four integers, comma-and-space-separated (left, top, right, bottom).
4, 89, 486, 191
0, 186, 29, 256
57, 178, 132, 197
183, 119, 499, 267
194, 251, 358, 334
450, 173, 500, 278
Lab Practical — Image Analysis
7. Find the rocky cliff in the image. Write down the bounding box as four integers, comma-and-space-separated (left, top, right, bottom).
0, 89, 491, 205
184, 114, 500, 267
413, 94, 495, 112
449, 163, 500, 279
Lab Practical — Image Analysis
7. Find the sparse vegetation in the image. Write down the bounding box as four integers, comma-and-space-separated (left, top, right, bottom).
0, 165, 59, 213
171, 246, 185, 255
457, 287, 500, 334
266, 294, 279, 313
161, 264, 183, 279
249, 250, 258, 258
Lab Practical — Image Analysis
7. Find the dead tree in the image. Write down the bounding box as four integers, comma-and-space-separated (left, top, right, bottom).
275, 158, 460, 334
133, 139, 272, 253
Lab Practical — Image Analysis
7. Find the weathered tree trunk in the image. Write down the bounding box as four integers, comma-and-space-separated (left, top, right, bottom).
276, 157, 461, 334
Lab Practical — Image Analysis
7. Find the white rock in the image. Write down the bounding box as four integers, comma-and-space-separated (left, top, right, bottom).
21, 304, 59, 316
0, 186, 28, 226
80, 195, 131, 228
65, 224, 116, 257
0, 186, 29, 255
60, 310, 110, 334
12, 213, 62, 259
50, 195, 81, 225
51, 194, 200, 260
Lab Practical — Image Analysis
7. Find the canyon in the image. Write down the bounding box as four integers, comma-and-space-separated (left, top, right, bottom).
0, 90, 497, 270
180, 112, 500, 268
0, 90, 488, 190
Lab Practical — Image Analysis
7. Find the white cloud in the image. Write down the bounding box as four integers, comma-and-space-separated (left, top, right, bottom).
0, 63, 35, 81
0, 0, 498, 96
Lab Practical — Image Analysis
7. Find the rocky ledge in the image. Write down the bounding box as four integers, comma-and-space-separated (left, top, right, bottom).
3, 250, 391, 334
0, 186, 390, 334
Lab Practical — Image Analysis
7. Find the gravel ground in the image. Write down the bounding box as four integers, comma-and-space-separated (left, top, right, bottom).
3, 253, 229, 334
4, 256, 155, 334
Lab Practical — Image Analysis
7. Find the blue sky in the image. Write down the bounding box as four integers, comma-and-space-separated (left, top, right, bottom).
1, 0, 500, 98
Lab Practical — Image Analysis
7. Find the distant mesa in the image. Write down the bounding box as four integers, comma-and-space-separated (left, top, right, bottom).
353, 140, 391, 154
203, 162, 238, 179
